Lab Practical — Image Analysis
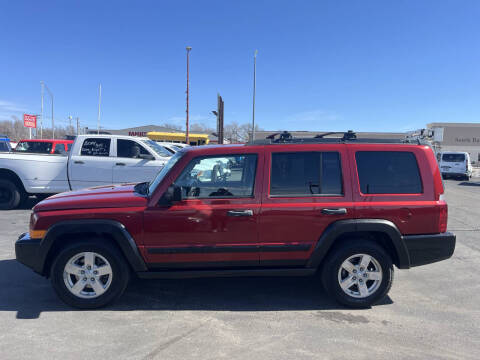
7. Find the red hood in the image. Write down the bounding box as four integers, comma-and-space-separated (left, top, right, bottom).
34, 184, 148, 212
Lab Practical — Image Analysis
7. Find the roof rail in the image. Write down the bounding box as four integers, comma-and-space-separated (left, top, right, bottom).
246, 130, 430, 146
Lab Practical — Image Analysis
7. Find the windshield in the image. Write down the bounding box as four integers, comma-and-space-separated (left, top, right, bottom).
15, 141, 53, 154
141, 139, 172, 157
148, 151, 184, 194
442, 153, 465, 162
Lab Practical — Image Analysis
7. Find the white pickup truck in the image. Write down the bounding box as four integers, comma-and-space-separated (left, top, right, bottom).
0, 134, 172, 209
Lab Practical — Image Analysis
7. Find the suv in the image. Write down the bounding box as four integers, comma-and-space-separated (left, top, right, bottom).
15, 132, 456, 309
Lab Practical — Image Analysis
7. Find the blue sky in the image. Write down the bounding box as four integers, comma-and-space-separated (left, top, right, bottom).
1, 0, 479, 133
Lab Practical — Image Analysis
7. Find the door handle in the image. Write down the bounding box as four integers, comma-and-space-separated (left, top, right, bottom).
227, 209, 253, 217
74, 160, 84, 164
116, 162, 126, 166
321, 208, 347, 215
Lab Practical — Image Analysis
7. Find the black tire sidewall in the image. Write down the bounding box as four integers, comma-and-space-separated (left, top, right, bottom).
323, 241, 393, 308
0, 179, 21, 210
51, 241, 130, 309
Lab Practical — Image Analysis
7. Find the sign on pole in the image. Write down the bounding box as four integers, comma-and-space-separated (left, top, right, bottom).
23, 114, 37, 128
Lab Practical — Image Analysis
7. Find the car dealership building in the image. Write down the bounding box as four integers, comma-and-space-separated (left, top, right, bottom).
427, 122, 480, 164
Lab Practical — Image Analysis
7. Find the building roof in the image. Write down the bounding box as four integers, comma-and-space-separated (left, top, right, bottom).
427, 122, 480, 128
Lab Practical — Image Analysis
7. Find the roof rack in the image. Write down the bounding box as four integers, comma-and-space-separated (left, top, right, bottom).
247, 130, 430, 145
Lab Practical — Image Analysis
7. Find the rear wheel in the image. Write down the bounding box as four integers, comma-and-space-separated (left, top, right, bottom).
322, 240, 393, 308
0, 179, 23, 210
50, 240, 130, 309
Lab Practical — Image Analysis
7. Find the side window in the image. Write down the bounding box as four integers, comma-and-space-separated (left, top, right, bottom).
175, 154, 257, 198
80, 138, 111, 157
117, 139, 151, 158
355, 151, 422, 194
54, 143, 66, 155
270, 152, 343, 196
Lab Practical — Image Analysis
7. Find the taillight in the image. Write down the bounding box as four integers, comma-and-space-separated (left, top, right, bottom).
439, 203, 448, 233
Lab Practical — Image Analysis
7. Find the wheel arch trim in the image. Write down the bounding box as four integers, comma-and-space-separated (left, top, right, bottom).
38, 219, 147, 275
307, 219, 410, 269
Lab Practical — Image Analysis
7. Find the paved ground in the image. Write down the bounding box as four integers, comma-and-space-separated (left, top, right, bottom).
0, 179, 479, 359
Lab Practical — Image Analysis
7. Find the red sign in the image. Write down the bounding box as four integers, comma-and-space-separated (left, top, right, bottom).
23, 114, 37, 128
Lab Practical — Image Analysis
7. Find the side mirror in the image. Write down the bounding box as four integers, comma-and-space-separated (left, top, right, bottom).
162, 184, 182, 205
139, 153, 155, 160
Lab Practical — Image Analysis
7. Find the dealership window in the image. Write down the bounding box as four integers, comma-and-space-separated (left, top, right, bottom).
356, 151, 422, 194
270, 152, 343, 196
175, 154, 258, 198
117, 139, 151, 158
80, 138, 111, 157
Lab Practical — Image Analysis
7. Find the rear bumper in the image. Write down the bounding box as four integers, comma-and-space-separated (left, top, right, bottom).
15, 233, 43, 274
403, 232, 456, 267
442, 172, 468, 177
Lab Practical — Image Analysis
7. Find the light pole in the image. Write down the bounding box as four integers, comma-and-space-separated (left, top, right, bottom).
252, 50, 258, 142
97, 83, 102, 134
185, 46, 192, 145
40, 81, 44, 139
42, 82, 54, 138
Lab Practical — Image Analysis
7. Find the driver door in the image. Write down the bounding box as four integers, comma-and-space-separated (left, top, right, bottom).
143, 152, 263, 268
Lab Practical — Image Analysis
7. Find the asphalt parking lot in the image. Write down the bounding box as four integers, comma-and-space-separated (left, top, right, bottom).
0, 179, 479, 360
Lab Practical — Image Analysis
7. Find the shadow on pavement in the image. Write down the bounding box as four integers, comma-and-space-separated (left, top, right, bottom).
458, 181, 480, 187
17, 197, 42, 210
0, 259, 392, 319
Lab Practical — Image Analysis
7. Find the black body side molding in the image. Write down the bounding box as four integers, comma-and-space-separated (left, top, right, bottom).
307, 219, 411, 269
36, 219, 147, 275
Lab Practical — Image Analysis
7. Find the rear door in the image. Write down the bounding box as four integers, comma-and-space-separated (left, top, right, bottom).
112, 139, 163, 184
68, 137, 114, 190
258, 144, 353, 266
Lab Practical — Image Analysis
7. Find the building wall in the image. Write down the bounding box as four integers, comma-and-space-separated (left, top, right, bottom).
427, 123, 480, 164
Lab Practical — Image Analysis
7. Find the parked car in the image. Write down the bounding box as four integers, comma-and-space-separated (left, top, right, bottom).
439, 151, 472, 180
14, 139, 74, 155
0, 134, 12, 152
15, 132, 455, 309
0, 135, 171, 209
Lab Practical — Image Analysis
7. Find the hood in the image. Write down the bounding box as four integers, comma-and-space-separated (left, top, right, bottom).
34, 183, 148, 212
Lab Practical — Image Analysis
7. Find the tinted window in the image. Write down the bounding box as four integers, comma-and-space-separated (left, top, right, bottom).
356, 151, 422, 194
442, 153, 465, 162
270, 152, 343, 196
175, 154, 257, 198
0, 142, 10, 152
117, 139, 151, 158
80, 138, 111, 156
15, 141, 53, 154
54, 143, 66, 155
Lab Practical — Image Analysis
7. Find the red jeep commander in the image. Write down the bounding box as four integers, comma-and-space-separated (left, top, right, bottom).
16, 131, 456, 309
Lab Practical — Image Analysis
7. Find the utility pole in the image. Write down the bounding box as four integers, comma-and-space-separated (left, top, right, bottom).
40, 81, 44, 139
76, 117, 80, 135
252, 50, 258, 142
42, 83, 54, 138
185, 46, 192, 145
97, 83, 102, 134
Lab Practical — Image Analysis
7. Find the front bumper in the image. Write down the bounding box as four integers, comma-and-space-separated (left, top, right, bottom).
15, 233, 43, 274
403, 232, 456, 267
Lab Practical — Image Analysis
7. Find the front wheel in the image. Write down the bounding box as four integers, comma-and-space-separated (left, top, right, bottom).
322, 240, 394, 308
50, 240, 130, 309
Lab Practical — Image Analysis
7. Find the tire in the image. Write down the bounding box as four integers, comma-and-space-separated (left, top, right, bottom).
0, 179, 22, 210
321, 240, 394, 308
50, 240, 130, 309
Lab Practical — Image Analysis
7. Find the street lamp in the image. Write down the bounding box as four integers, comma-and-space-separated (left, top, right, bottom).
252, 50, 258, 142
185, 46, 192, 145
41, 81, 54, 138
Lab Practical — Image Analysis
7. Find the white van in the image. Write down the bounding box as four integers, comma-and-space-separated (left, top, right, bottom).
439, 151, 472, 180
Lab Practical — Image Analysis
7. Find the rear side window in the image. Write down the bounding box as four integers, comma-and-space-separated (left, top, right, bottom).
270, 152, 343, 196
80, 138, 111, 156
356, 151, 422, 194
54, 143, 66, 155
442, 153, 465, 162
